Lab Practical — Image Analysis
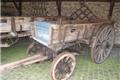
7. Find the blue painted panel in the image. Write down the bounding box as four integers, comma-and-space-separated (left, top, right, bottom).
34, 20, 52, 45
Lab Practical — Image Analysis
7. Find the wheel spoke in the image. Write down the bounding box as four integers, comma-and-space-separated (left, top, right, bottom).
106, 31, 112, 40
97, 49, 103, 62
55, 64, 64, 80
94, 45, 101, 55
67, 58, 73, 64
55, 69, 60, 79
64, 56, 70, 63
106, 31, 114, 44
100, 26, 111, 42
100, 52, 103, 61
100, 27, 108, 42
103, 48, 108, 58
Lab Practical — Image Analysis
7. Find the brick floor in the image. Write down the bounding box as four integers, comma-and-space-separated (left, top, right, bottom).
1, 46, 120, 80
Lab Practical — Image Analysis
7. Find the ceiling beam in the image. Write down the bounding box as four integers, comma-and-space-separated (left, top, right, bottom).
1, 0, 120, 2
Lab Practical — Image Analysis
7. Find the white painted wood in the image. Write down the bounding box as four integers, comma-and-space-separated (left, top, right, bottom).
0, 17, 32, 33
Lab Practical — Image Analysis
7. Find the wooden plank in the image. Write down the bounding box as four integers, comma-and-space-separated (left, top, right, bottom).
108, 1, 115, 19
1, 0, 120, 2
49, 27, 54, 45
49, 22, 103, 45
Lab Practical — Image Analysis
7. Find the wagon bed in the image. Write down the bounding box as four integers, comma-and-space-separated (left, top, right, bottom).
32, 17, 111, 49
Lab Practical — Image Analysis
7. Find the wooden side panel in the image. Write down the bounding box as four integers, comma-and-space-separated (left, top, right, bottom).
15, 17, 31, 31
50, 24, 91, 44
0, 17, 32, 33
0, 17, 11, 33
33, 19, 109, 47
33, 20, 55, 46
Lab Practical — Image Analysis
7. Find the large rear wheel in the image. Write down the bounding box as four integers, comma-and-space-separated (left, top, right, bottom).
91, 24, 115, 64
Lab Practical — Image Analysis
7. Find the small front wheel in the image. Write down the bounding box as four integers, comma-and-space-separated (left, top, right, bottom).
50, 51, 76, 80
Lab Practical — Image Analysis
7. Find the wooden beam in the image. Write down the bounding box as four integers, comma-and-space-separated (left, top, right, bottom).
13, 0, 22, 16
108, 0, 115, 20
0, 54, 48, 72
1, 0, 120, 2
56, 0, 62, 17
18, 1, 22, 16
13, 0, 19, 10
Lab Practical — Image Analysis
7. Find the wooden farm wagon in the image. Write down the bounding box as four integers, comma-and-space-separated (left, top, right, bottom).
26, 3, 115, 80
0, 17, 32, 47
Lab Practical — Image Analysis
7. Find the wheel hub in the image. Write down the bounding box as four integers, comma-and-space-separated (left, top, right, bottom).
58, 61, 71, 73
102, 41, 107, 48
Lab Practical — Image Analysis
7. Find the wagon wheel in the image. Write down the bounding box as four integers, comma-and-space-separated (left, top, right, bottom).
26, 42, 43, 56
51, 51, 76, 80
91, 24, 115, 64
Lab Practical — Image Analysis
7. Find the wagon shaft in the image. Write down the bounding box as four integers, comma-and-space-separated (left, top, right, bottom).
0, 54, 48, 72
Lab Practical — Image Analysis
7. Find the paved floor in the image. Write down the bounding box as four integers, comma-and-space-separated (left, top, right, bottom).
1, 39, 120, 80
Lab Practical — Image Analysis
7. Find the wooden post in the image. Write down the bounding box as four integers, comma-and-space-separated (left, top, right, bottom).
56, 0, 62, 17
11, 17, 17, 35
13, 0, 22, 16
108, 0, 115, 20
18, 1, 22, 16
